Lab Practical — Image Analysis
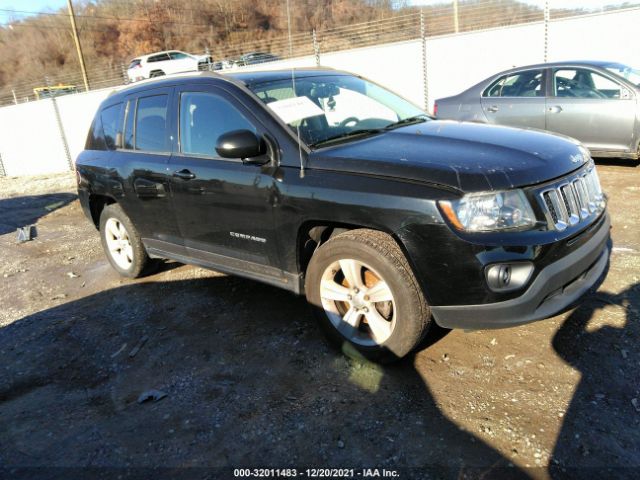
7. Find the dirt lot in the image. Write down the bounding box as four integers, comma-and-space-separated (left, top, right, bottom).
0, 162, 638, 479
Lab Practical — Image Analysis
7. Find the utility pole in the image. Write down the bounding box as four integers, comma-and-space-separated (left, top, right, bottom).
453, 0, 459, 34
66, 0, 90, 92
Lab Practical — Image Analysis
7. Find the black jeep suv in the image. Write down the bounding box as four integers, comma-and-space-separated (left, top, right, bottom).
76, 69, 610, 362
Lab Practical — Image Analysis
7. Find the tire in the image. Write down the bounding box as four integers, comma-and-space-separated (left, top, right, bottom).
99, 204, 150, 278
149, 70, 165, 78
305, 229, 431, 363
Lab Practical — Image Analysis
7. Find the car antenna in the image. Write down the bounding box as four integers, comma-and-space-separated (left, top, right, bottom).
286, 0, 305, 178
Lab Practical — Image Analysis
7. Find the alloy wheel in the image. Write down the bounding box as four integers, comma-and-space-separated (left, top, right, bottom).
319, 259, 396, 346
104, 218, 134, 270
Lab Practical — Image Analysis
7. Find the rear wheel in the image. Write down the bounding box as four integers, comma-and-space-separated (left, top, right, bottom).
99, 204, 150, 278
305, 229, 431, 362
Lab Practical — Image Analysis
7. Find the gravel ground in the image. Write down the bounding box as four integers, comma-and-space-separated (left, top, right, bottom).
0, 163, 638, 479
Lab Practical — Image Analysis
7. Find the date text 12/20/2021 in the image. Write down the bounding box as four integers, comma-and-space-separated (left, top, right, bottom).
233, 468, 400, 478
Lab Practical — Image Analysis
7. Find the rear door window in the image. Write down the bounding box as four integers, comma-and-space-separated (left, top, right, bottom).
484, 70, 544, 97
123, 99, 135, 149
135, 94, 169, 152
169, 52, 190, 60
148, 53, 170, 63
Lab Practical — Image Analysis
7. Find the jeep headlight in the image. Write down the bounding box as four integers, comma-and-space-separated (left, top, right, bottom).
439, 190, 536, 232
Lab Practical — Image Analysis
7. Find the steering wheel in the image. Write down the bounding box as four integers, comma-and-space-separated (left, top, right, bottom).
556, 77, 576, 96
339, 117, 360, 128
556, 77, 608, 99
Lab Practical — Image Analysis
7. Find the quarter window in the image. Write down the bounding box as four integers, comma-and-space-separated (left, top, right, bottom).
135, 94, 169, 152
179, 92, 256, 157
554, 69, 624, 99
484, 70, 544, 97
100, 103, 123, 150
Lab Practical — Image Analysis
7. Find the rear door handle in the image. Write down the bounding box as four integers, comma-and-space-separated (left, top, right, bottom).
486, 105, 499, 113
173, 169, 196, 180
548, 106, 563, 113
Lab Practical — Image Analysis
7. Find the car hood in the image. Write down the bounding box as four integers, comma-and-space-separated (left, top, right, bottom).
308, 120, 588, 192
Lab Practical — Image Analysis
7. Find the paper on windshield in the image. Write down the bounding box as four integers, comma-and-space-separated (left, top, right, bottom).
267, 96, 324, 124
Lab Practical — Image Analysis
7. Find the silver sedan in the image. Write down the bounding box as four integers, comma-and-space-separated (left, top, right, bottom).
435, 61, 640, 160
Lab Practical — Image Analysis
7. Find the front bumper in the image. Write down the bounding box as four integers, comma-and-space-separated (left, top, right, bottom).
430, 212, 610, 329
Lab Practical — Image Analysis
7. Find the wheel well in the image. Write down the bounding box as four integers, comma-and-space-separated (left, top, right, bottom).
297, 222, 391, 275
88, 194, 116, 229
149, 69, 165, 76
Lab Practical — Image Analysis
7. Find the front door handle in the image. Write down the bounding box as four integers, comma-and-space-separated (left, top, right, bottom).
173, 169, 196, 180
487, 105, 499, 113
548, 105, 563, 113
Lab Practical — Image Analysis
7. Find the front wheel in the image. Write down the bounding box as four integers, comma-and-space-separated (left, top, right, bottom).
305, 229, 431, 363
99, 204, 150, 278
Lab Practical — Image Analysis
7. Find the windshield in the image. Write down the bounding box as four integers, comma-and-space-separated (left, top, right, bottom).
247, 74, 427, 147
604, 63, 640, 86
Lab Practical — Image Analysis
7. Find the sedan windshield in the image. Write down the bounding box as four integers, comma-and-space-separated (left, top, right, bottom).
247, 74, 427, 147
604, 63, 640, 86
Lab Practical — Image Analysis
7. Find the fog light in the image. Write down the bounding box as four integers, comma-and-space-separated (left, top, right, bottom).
486, 262, 534, 292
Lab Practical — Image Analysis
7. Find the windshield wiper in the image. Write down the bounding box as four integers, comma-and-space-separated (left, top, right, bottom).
310, 128, 384, 148
383, 115, 429, 131
309, 115, 429, 148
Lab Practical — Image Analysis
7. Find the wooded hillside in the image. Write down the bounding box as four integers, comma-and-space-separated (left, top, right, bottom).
0, 0, 603, 103
0, 0, 405, 96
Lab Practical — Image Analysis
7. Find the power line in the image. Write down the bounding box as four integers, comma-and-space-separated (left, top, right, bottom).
0, 8, 150, 23
1, 22, 114, 32
0, 6, 297, 26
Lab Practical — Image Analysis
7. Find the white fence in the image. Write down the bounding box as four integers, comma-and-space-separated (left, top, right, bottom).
1, 7, 639, 177
0, 88, 112, 177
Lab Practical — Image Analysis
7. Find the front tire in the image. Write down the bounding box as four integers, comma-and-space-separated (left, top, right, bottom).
305, 229, 431, 363
99, 204, 149, 278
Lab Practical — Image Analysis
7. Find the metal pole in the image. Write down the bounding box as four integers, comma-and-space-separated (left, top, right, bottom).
121, 63, 128, 84
312, 29, 321, 66
544, 0, 550, 62
66, 0, 90, 92
285, 0, 294, 59
420, 9, 430, 113
11, 89, 17, 105
0, 153, 6, 177
46, 76, 74, 171
205, 46, 212, 71
453, 0, 459, 34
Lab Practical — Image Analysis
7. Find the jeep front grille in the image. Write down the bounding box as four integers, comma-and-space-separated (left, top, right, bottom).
538, 167, 605, 231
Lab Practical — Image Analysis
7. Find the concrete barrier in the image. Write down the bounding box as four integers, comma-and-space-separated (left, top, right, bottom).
0, 88, 113, 177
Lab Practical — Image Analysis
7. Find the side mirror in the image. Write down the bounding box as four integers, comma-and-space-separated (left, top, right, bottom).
215, 129, 264, 161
